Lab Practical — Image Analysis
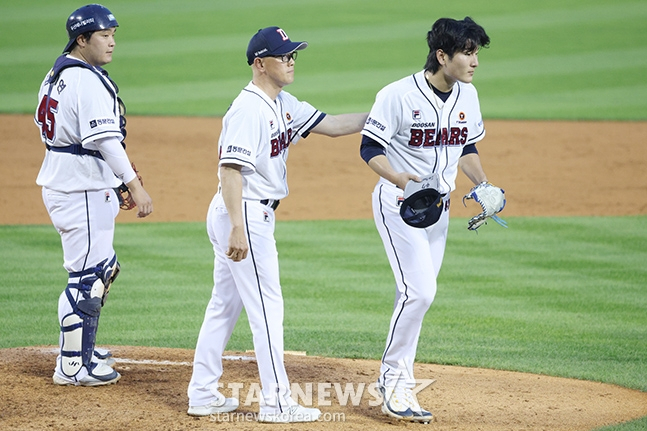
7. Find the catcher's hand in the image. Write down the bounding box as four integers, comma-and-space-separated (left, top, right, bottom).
116, 163, 143, 211
462, 182, 507, 231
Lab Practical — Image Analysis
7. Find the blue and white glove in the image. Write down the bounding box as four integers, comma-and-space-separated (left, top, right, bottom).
462, 182, 507, 231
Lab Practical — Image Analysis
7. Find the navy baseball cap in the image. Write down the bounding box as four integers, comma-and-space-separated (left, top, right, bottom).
246, 26, 308, 65
399, 174, 444, 228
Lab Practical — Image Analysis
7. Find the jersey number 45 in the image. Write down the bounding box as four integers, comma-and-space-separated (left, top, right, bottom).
37, 95, 59, 143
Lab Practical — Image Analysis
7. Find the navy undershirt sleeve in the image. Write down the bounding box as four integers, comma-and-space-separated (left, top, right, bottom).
360, 135, 386, 164
461, 143, 478, 156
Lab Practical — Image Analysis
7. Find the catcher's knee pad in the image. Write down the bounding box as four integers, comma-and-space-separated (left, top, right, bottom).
101, 255, 120, 306
70, 254, 120, 308
94, 254, 120, 306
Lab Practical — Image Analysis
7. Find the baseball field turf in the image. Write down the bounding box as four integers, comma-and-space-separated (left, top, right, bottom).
1, 1, 646, 430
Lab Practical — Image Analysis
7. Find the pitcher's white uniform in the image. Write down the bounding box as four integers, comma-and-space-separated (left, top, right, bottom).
188, 81, 325, 412
361, 70, 485, 389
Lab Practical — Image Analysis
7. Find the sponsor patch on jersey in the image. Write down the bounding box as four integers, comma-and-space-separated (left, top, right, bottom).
412, 110, 421, 120
286, 112, 292, 121
105, 191, 112, 203
226, 145, 251, 157
263, 211, 270, 222
366, 117, 386, 132
269, 120, 274, 129
89, 118, 116, 128
459, 112, 466, 121
396, 196, 404, 207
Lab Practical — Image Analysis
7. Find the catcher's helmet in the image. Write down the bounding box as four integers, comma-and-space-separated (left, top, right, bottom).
399, 174, 444, 228
63, 4, 119, 54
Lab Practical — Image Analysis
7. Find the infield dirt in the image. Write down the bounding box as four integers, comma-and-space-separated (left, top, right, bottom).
1, 114, 647, 431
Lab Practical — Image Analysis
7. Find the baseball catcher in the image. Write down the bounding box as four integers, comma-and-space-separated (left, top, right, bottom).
463, 181, 507, 230
35, 3, 153, 387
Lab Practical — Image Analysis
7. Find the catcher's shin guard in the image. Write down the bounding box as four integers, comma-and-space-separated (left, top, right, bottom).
60, 284, 101, 377
59, 255, 119, 377
60, 312, 84, 377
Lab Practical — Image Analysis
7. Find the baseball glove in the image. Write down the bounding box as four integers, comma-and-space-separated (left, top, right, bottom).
462, 182, 507, 231
116, 162, 143, 211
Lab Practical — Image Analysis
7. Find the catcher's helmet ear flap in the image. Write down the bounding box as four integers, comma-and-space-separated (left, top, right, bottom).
400, 174, 444, 228
63, 4, 119, 54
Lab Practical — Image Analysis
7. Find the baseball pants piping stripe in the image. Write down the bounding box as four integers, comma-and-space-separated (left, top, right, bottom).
376, 183, 411, 385
243, 201, 283, 411
81, 191, 92, 271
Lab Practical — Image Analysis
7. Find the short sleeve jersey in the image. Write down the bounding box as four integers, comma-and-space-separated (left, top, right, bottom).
35, 55, 123, 192
361, 70, 485, 194
218, 82, 325, 200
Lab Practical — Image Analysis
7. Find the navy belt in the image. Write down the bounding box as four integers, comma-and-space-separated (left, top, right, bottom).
46, 144, 104, 160
260, 199, 280, 210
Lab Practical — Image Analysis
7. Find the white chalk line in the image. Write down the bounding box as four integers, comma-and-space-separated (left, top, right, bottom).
38, 347, 257, 366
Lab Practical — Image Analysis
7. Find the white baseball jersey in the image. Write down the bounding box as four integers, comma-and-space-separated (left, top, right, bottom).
189, 81, 326, 414
362, 70, 487, 391
218, 81, 325, 200
361, 70, 485, 194
35, 55, 124, 192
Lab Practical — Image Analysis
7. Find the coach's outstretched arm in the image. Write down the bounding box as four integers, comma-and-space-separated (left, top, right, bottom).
311, 113, 368, 137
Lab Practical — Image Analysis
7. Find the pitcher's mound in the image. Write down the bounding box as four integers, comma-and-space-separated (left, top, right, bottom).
1, 346, 646, 430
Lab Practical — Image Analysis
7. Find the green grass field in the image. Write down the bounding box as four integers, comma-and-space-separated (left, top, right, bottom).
1, 0, 647, 119
1, 218, 647, 430
1, 1, 646, 430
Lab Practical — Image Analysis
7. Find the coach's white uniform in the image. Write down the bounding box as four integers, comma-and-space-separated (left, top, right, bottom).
361, 70, 485, 389
188, 81, 325, 413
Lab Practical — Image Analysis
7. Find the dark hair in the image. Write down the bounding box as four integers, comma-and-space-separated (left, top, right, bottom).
66, 31, 96, 53
424, 17, 490, 73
